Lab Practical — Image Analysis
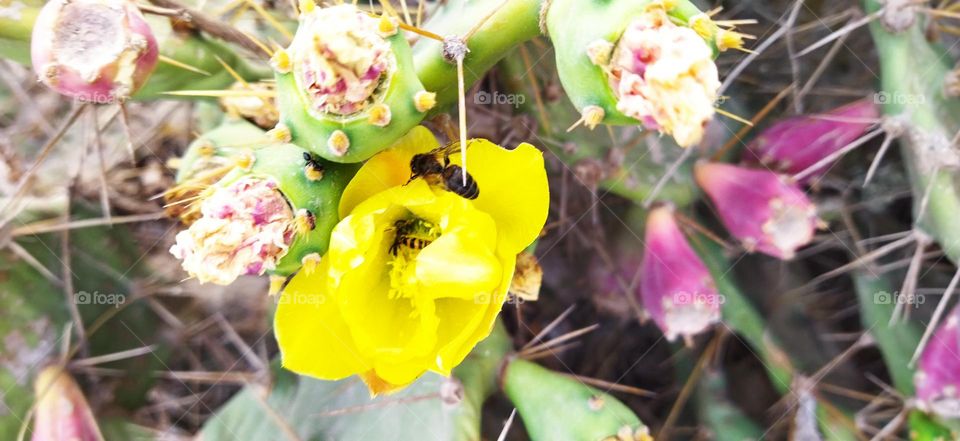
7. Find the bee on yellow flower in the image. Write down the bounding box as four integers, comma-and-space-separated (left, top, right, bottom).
274, 127, 549, 395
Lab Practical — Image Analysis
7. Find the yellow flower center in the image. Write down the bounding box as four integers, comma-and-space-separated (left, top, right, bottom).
386, 217, 440, 301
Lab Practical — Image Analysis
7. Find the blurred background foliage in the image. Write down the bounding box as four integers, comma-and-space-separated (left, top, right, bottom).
2, 0, 960, 439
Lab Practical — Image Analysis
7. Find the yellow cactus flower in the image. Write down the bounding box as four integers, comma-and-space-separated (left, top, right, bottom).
274, 127, 549, 395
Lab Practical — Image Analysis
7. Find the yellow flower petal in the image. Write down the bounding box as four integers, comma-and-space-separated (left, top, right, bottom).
415, 223, 501, 300
433, 298, 491, 373
335, 234, 441, 366
435, 250, 516, 371
274, 260, 370, 379
448, 140, 549, 253
330, 185, 442, 378
338, 126, 440, 218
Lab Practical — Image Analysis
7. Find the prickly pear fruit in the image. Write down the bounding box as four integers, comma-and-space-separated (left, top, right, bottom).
167, 119, 357, 284
547, 0, 731, 147
695, 162, 818, 260
31, 0, 158, 103
743, 99, 879, 183
273, 4, 430, 163
915, 305, 960, 420
641, 204, 721, 341
31, 366, 104, 441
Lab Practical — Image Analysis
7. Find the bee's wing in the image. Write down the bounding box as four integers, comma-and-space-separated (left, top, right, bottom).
429, 143, 460, 157
434, 139, 479, 158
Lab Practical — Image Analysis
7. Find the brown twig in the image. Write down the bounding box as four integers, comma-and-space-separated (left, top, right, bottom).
145, 0, 273, 58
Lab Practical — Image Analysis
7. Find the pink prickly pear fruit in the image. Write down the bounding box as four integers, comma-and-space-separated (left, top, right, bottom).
694, 162, 819, 260
641, 204, 721, 341
742, 99, 879, 183
31, 366, 104, 441
31, 0, 159, 103
915, 305, 960, 420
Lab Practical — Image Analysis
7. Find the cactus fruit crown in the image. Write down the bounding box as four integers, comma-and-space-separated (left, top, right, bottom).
53, 2, 128, 79
288, 4, 395, 119
169, 176, 297, 285
273, 3, 431, 163
31, 0, 158, 102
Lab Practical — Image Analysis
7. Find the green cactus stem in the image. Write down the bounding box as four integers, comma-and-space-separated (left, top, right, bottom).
865, 6, 960, 433
687, 231, 794, 391
696, 370, 763, 441
689, 230, 859, 441
908, 411, 957, 440
0, 0, 40, 64
134, 32, 271, 99
865, 0, 960, 265
854, 273, 958, 438
449, 320, 513, 441
502, 357, 652, 441
413, 0, 542, 112
854, 273, 919, 393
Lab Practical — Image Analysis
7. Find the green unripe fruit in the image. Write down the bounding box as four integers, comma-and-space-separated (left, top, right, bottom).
273, 4, 431, 163
169, 118, 356, 282
219, 144, 359, 276
547, 0, 720, 140
549, 0, 654, 126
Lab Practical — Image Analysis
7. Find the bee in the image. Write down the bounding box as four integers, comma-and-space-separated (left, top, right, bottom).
408, 143, 479, 200
390, 235, 432, 256
302, 152, 324, 181
389, 219, 433, 255
292, 209, 316, 235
